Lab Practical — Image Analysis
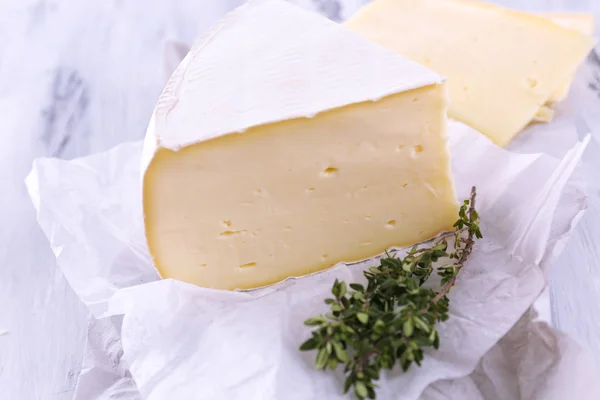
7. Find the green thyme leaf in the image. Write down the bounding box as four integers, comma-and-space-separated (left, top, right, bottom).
357, 312, 369, 324
355, 381, 368, 399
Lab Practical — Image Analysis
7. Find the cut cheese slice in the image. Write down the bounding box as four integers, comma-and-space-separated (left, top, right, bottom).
542, 13, 595, 104
345, 0, 595, 147
142, 0, 458, 290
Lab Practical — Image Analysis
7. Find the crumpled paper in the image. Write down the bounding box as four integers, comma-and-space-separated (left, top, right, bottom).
25, 112, 600, 399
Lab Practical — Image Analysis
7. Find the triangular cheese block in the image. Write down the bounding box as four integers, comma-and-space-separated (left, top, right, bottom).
142, 0, 457, 290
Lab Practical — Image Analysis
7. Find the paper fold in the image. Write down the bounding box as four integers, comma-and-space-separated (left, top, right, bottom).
26, 120, 599, 399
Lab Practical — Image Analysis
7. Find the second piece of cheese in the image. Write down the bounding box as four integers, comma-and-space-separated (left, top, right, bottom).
345, 0, 595, 147
142, 0, 458, 290
542, 12, 596, 104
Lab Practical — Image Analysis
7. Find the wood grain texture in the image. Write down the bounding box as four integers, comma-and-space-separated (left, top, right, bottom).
0, 0, 599, 399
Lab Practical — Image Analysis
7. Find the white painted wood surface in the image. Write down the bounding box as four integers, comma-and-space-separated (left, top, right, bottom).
0, 0, 599, 399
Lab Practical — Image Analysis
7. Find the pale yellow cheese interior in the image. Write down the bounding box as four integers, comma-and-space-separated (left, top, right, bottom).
345, 0, 594, 147
542, 13, 595, 104
144, 84, 457, 290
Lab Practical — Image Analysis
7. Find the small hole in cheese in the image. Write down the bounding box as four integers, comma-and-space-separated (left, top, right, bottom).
386, 220, 397, 228
365, 215, 372, 221
402, 183, 408, 188
200, 264, 207, 267
223, 220, 232, 227
527, 77, 538, 89
412, 97, 419, 102
240, 262, 257, 269
413, 145, 423, 153
306, 187, 315, 193
321, 254, 329, 260
322, 167, 339, 176
397, 145, 405, 151
219, 230, 245, 237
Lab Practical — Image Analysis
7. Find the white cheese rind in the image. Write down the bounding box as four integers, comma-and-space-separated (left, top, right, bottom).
150, 0, 442, 151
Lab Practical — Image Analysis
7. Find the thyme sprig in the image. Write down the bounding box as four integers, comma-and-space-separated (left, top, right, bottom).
300, 187, 482, 399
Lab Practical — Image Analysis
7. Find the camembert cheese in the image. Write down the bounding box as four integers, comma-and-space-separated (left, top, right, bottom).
345, 0, 595, 147
142, 0, 457, 290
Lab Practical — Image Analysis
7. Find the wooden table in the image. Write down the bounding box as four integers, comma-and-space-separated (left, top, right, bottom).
1, 0, 599, 398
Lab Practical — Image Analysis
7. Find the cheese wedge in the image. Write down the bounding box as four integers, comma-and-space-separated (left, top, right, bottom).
142, 0, 458, 290
542, 13, 595, 104
345, 0, 595, 147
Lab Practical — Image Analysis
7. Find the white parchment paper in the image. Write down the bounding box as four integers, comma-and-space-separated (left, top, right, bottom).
25, 114, 600, 399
